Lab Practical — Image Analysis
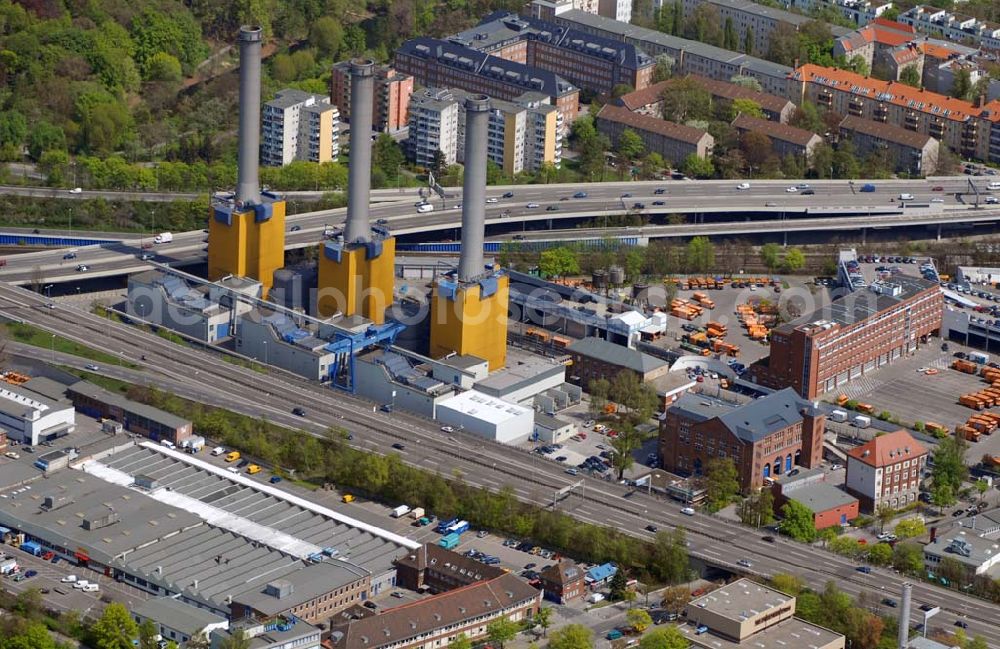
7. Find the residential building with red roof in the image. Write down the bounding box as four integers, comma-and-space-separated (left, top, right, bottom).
845, 429, 927, 513
595, 104, 714, 166
616, 75, 795, 123
788, 63, 1000, 162
731, 113, 823, 165
839, 115, 939, 175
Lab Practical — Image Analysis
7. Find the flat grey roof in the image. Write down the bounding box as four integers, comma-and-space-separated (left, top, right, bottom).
568, 337, 668, 374
786, 483, 857, 513
68, 380, 190, 430
475, 359, 564, 394
681, 616, 844, 649
670, 388, 816, 443
688, 578, 791, 621
534, 412, 570, 430
233, 560, 371, 616
0, 380, 71, 419
132, 596, 226, 634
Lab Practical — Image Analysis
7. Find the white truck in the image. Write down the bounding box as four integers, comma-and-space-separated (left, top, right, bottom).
211, 446, 226, 456
391, 505, 411, 518
829, 409, 848, 423
183, 436, 206, 453
410, 507, 425, 520
852, 415, 871, 429
153, 232, 173, 244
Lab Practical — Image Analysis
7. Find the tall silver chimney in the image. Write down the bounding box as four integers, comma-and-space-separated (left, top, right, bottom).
458, 95, 491, 283
236, 26, 263, 205
344, 59, 376, 244
897, 582, 912, 649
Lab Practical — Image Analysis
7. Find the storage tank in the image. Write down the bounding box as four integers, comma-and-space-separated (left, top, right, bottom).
271, 269, 300, 309
592, 269, 607, 289
632, 283, 649, 300
609, 266, 625, 285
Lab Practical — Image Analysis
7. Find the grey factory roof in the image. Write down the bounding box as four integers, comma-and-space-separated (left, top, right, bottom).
553, 10, 793, 79
786, 483, 857, 513
681, 616, 845, 649
688, 578, 791, 621
534, 412, 571, 431
924, 530, 1000, 570
130, 270, 220, 315
21, 376, 73, 403
0, 380, 71, 419
778, 274, 938, 333
398, 37, 578, 97
669, 388, 816, 443
458, 11, 653, 71
568, 337, 668, 375
67, 380, 191, 430
475, 359, 565, 395
133, 597, 227, 635
232, 560, 371, 616
98, 446, 410, 574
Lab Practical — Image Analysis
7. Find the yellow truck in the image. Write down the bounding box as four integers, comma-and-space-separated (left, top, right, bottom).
225, 451, 241, 463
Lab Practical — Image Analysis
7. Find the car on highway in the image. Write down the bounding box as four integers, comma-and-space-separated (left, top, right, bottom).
654, 188, 667, 194
140, 252, 155, 260
76, 264, 89, 271
931, 197, 944, 203
486, 197, 498, 204
69, 187, 82, 194
62, 251, 77, 260
860, 183, 876, 192
441, 425, 455, 433
391, 442, 405, 450
565, 468, 579, 476
24, 570, 36, 578
801, 189, 815, 195
653, 200, 665, 206
882, 598, 898, 607
645, 524, 658, 532
932, 186, 944, 191
61, 575, 77, 583
292, 407, 306, 416
737, 559, 753, 568
986, 196, 999, 204
546, 205, 559, 211
762, 535, 775, 543
955, 620, 969, 629
680, 507, 695, 515
633, 202, 645, 209
84, 363, 100, 371
555, 455, 567, 462
526, 203, 540, 208
736, 182, 750, 190
621, 193, 632, 198
502, 192, 514, 198
269, 475, 282, 483
573, 191, 588, 198
237, 459, 250, 468
899, 193, 915, 201
786, 186, 798, 193
856, 566, 872, 573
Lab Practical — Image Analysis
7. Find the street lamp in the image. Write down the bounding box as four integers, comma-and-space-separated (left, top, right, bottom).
50, 334, 55, 362
391, 390, 397, 411
44, 284, 53, 298
263, 340, 268, 366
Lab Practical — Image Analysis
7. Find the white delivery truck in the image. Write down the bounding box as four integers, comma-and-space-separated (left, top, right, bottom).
829, 409, 848, 423
211, 446, 226, 456
852, 415, 871, 429
183, 436, 206, 453
153, 232, 173, 244
410, 507, 425, 520
969, 351, 989, 365
391, 505, 411, 518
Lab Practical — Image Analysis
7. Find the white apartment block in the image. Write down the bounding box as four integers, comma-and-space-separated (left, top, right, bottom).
531, 0, 626, 23
406, 88, 460, 167
262, 89, 340, 166
899, 6, 1000, 50
783, 0, 893, 26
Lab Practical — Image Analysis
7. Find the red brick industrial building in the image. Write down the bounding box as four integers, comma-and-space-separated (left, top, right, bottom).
539, 560, 586, 603
750, 277, 942, 399
658, 388, 825, 493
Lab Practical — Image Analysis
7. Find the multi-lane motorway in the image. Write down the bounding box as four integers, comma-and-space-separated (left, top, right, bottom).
0, 281, 996, 642
1, 177, 995, 285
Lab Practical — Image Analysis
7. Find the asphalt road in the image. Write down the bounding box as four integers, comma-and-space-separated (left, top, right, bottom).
1, 177, 995, 286
0, 282, 996, 644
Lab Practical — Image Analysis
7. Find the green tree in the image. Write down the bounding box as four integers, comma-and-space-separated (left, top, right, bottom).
0, 110, 28, 156
685, 235, 715, 272
186, 633, 211, 649
610, 425, 644, 479
899, 64, 921, 88
548, 624, 593, 649
310, 16, 344, 57
730, 98, 763, 120
272, 53, 297, 82
661, 78, 712, 123
660, 585, 691, 613
650, 528, 690, 583
790, 101, 824, 134
638, 627, 687, 649
932, 435, 968, 494
449, 636, 471, 649
91, 602, 139, 649
588, 378, 610, 416
771, 573, 805, 595
682, 153, 714, 179
783, 247, 805, 272
617, 129, 645, 162
866, 541, 892, 566
875, 505, 894, 533
738, 489, 776, 526
147, 52, 183, 82
891, 541, 924, 574
612, 84, 635, 99
683, 3, 723, 46
894, 517, 926, 539
0, 622, 57, 649
704, 457, 740, 511
974, 478, 989, 503
760, 242, 782, 271
535, 608, 554, 637
952, 67, 972, 100
742, 26, 755, 55
28, 122, 67, 160
931, 482, 956, 511
539, 247, 581, 279
139, 619, 159, 649
609, 568, 629, 600
487, 618, 519, 649
723, 17, 738, 50
373, 134, 405, 179
626, 608, 653, 633
780, 500, 817, 542
652, 55, 674, 82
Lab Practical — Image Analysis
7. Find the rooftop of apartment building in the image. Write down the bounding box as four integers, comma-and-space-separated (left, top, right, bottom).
397, 37, 578, 97
267, 89, 330, 110
596, 104, 710, 143
451, 87, 558, 118
840, 114, 935, 148
836, 17, 916, 52
567, 335, 669, 374
617, 75, 792, 114
329, 573, 539, 649
702, 0, 849, 34
732, 113, 819, 146
409, 87, 459, 113
791, 63, 1000, 122
394, 543, 507, 583
553, 10, 793, 78
679, 616, 844, 649
774, 273, 939, 336
453, 11, 652, 71
667, 387, 819, 442
688, 578, 792, 620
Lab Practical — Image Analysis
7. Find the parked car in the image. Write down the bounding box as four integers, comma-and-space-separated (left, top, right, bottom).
391, 442, 405, 450
680, 507, 695, 516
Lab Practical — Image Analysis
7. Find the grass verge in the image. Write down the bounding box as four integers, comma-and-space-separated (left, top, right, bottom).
4, 322, 139, 368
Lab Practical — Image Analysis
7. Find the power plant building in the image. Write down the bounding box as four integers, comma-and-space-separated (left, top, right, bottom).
208, 26, 286, 294
261, 89, 340, 166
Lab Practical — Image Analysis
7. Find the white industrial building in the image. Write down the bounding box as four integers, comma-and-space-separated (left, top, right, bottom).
533, 412, 577, 443
0, 379, 75, 446
436, 390, 534, 444
923, 530, 1000, 577
474, 359, 567, 404
132, 597, 229, 645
